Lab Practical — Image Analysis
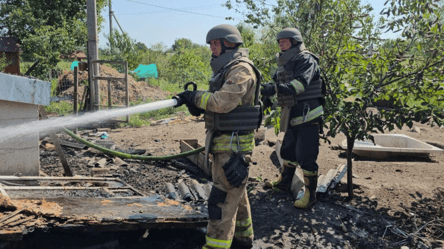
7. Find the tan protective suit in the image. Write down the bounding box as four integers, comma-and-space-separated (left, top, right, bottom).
193, 49, 257, 249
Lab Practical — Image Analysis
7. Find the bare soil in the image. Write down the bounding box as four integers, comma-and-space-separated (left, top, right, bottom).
58, 64, 171, 106
32, 73, 444, 248
34, 115, 444, 249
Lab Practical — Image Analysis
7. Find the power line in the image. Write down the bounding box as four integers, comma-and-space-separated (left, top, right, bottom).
118, 6, 222, 15
125, 0, 230, 19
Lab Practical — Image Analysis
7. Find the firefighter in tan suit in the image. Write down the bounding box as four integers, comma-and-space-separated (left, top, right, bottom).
174, 24, 261, 249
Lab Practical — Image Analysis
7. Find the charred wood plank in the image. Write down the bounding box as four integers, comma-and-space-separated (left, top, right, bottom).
59, 140, 87, 150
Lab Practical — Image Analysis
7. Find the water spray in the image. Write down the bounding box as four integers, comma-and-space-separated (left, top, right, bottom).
0, 99, 179, 143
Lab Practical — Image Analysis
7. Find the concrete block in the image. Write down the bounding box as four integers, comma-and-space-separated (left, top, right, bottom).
0, 100, 40, 176
0, 100, 38, 124
0, 72, 51, 106
0, 135, 39, 176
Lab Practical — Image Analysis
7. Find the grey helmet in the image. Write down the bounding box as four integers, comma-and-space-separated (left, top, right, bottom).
276, 28, 303, 43
206, 24, 243, 45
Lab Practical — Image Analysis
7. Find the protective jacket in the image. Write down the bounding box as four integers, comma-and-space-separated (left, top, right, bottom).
193, 48, 260, 153
197, 48, 258, 249
273, 44, 324, 131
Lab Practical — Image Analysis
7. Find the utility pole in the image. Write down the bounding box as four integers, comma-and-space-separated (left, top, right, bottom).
87, 0, 100, 111
109, 0, 113, 53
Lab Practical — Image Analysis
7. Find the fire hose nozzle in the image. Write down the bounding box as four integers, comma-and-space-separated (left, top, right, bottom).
172, 81, 198, 107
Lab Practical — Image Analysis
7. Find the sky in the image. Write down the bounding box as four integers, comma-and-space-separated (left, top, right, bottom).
97, 0, 396, 50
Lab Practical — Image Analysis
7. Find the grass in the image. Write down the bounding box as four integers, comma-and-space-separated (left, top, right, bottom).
121, 97, 189, 128
50, 79, 58, 97
45, 101, 73, 116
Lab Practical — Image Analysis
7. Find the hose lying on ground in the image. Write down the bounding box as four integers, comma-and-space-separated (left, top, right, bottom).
64, 128, 205, 160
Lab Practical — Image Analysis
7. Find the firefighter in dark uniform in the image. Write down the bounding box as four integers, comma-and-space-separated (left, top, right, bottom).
262, 27, 325, 209
173, 24, 262, 248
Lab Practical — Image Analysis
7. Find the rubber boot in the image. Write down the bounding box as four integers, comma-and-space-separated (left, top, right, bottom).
232, 237, 253, 249
264, 162, 296, 191
294, 170, 318, 209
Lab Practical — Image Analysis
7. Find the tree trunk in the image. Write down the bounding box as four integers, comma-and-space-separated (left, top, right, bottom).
347, 136, 355, 199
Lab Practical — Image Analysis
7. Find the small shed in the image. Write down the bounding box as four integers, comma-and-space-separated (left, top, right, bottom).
0, 37, 20, 75
0, 72, 51, 176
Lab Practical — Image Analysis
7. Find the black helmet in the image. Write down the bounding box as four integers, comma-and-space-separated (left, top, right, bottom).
276, 28, 303, 43
206, 24, 243, 45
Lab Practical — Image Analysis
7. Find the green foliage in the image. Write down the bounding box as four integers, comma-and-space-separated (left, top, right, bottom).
140, 42, 212, 88
49, 79, 58, 97
45, 101, 73, 116
125, 115, 149, 128
168, 49, 212, 88
0, 0, 107, 79
264, 107, 281, 135
102, 29, 142, 71
226, 0, 444, 196
172, 38, 200, 51
237, 23, 255, 48
97, 34, 212, 125
236, 23, 279, 82
226, 0, 444, 138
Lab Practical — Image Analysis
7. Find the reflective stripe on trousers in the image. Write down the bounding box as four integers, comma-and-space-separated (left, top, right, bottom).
283, 160, 298, 168
290, 106, 324, 126
235, 217, 254, 238
203, 236, 232, 249
211, 132, 254, 152
202, 152, 253, 249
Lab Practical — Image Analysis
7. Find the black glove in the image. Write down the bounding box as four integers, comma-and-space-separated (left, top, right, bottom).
173, 90, 196, 107
186, 102, 204, 116
222, 153, 249, 188
261, 83, 276, 97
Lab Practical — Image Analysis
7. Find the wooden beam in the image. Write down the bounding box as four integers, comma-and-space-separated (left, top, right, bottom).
38, 106, 73, 176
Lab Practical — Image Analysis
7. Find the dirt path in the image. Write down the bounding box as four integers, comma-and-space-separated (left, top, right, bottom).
39, 117, 444, 248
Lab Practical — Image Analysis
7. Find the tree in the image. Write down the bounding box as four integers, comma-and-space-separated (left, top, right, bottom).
237, 23, 255, 48
168, 48, 212, 87
0, 0, 107, 77
135, 42, 149, 52
104, 29, 141, 71
226, 0, 444, 198
172, 38, 200, 52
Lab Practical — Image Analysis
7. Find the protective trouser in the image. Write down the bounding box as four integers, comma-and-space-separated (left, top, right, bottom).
203, 152, 253, 249
280, 121, 320, 172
